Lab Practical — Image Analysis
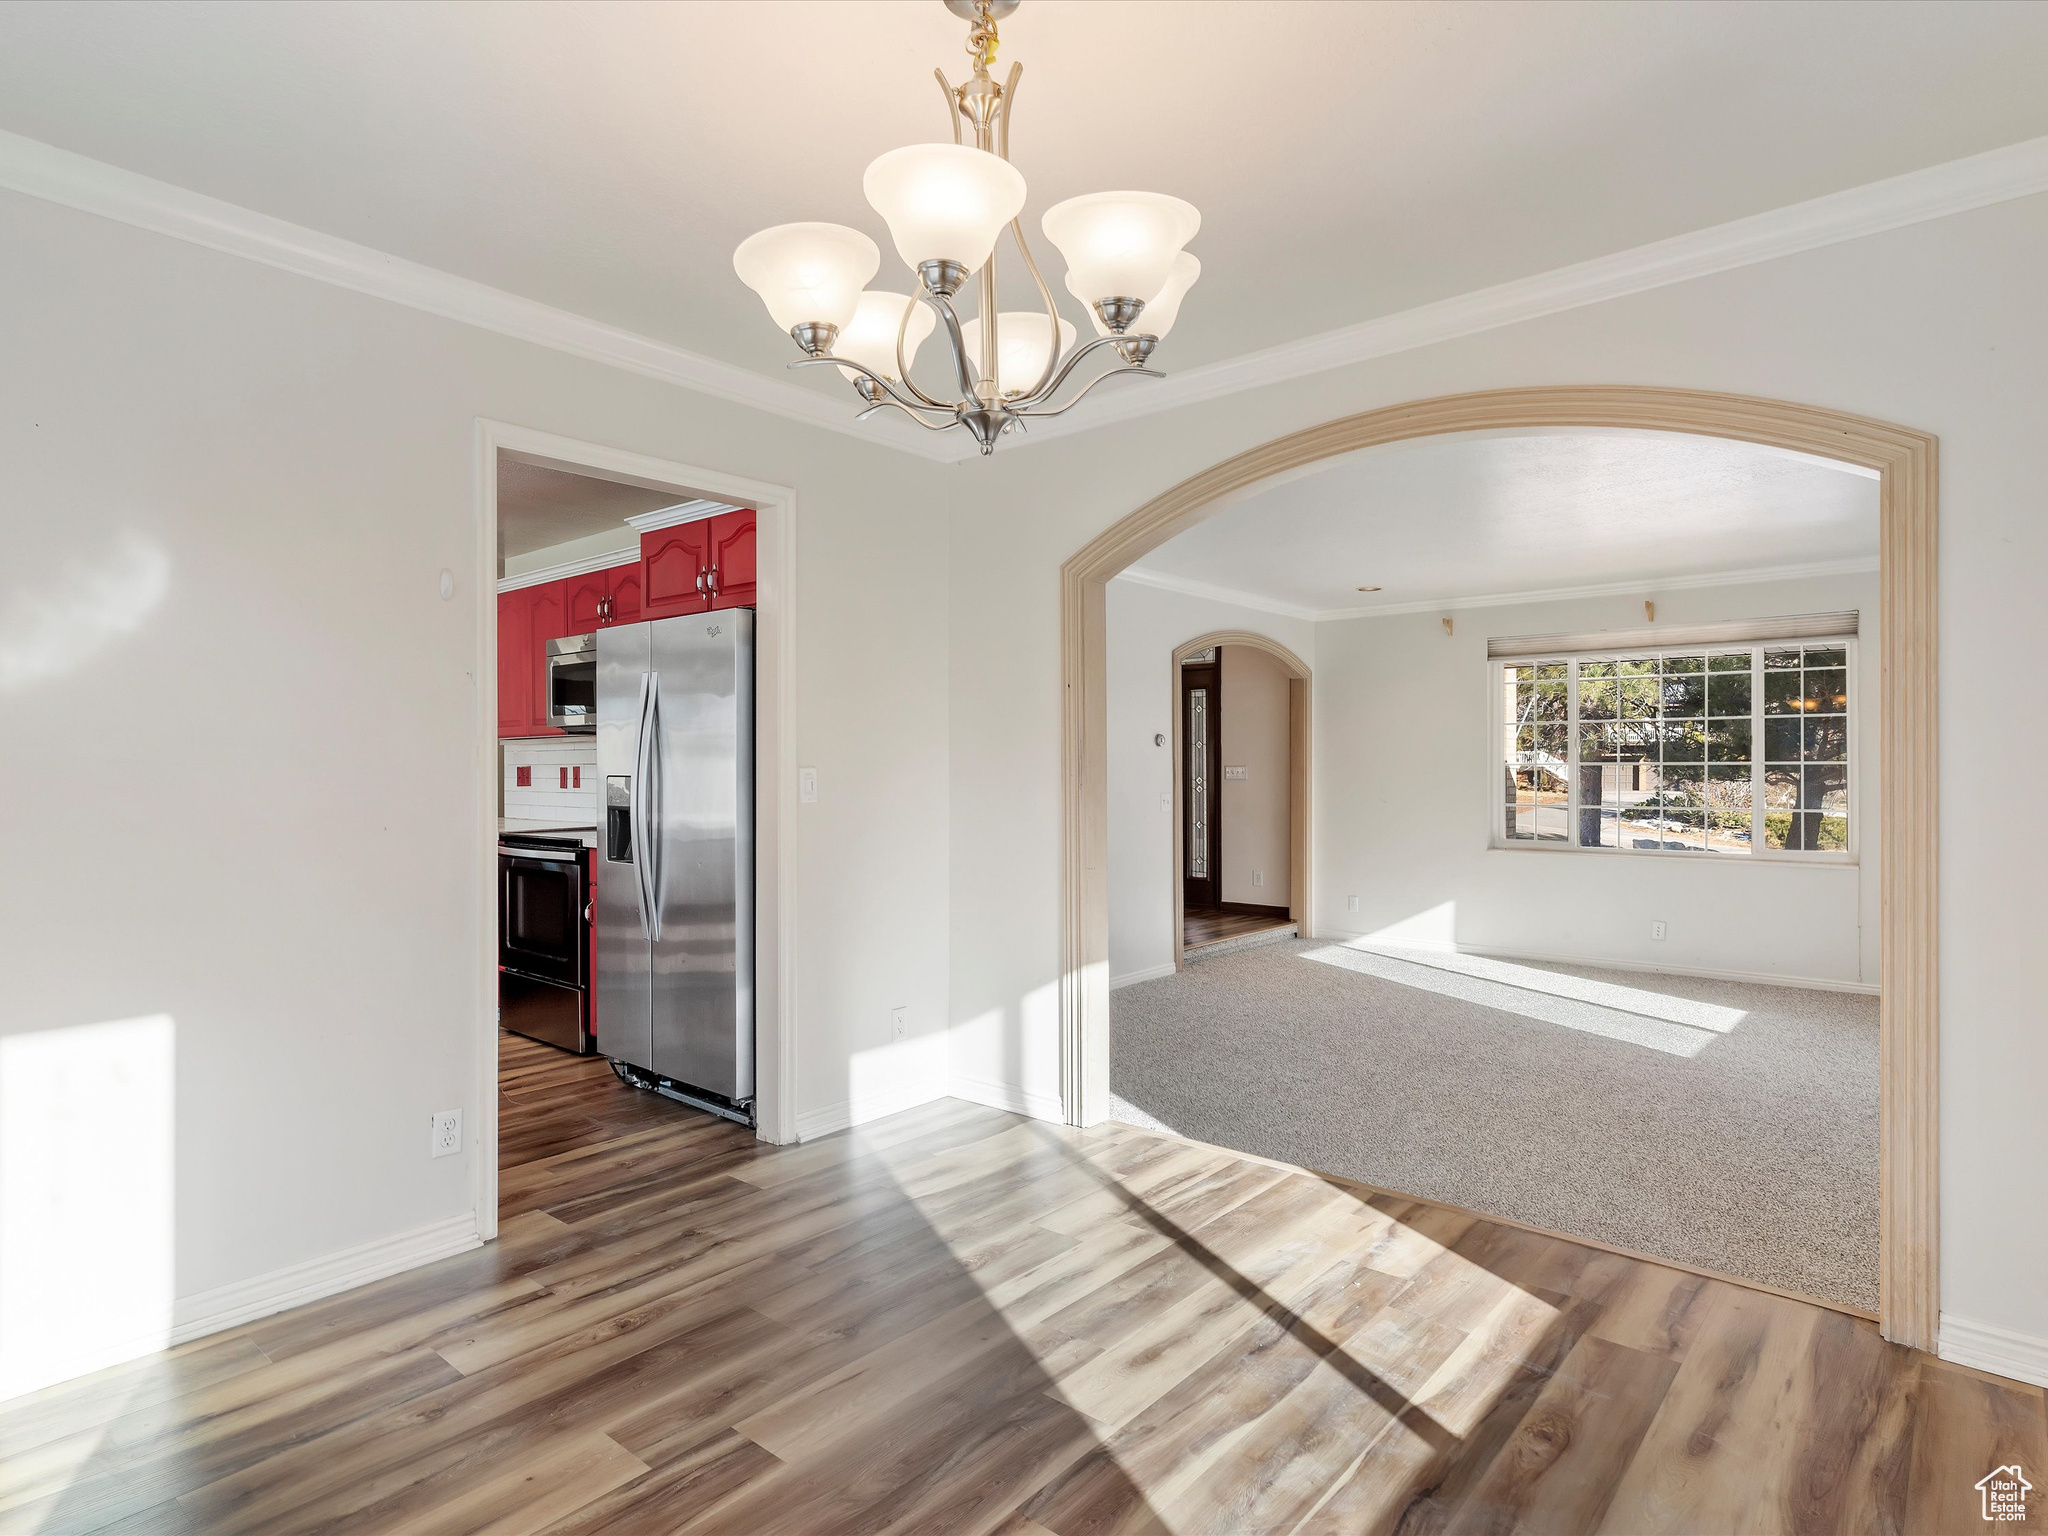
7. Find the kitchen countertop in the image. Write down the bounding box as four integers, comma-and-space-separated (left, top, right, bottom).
500, 817, 599, 849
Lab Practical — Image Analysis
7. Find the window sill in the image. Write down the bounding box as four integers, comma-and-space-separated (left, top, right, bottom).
1487, 841, 1857, 868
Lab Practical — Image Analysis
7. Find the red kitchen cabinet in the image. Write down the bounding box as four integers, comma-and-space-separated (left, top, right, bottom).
526, 581, 567, 734
497, 588, 533, 738
498, 557, 643, 738
642, 520, 713, 617
607, 564, 642, 624
564, 572, 609, 633
564, 561, 641, 629
706, 510, 756, 610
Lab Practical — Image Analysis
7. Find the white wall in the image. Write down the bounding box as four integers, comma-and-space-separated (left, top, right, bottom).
0, 188, 952, 1395
1220, 644, 1292, 909
948, 192, 2048, 1352
1102, 581, 1314, 989
1316, 571, 1880, 987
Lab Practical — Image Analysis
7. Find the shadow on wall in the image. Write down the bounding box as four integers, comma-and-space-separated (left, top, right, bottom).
950, 978, 1063, 1120
0, 1013, 177, 1410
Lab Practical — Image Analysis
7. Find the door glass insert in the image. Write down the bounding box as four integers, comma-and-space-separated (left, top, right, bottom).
1188, 687, 1209, 878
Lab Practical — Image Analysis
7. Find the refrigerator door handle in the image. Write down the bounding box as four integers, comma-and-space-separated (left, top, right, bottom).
635, 669, 664, 943
630, 671, 655, 942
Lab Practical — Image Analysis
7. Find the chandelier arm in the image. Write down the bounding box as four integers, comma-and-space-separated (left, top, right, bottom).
923, 289, 985, 403
1023, 331, 1154, 405
889, 291, 958, 411
1012, 363, 1165, 418
856, 398, 961, 431
996, 62, 1020, 161
934, 69, 962, 144
1001, 216, 1066, 406
787, 354, 954, 419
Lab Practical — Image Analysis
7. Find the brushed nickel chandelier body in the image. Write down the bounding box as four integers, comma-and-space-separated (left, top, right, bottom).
733, 0, 1200, 454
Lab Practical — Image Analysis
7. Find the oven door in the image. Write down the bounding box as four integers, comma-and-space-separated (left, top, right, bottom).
546, 634, 598, 732
499, 848, 586, 988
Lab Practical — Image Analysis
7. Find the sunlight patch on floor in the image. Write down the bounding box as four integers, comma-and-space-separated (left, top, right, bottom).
1303, 943, 1743, 1056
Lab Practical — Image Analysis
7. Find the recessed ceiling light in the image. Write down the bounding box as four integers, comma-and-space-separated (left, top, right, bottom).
1356, 585, 1382, 592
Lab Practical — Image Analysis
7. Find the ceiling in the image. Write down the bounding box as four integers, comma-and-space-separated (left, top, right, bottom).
496, 459, 679, 563
1125, 429, 1879, 615
2, 2, 2046, 401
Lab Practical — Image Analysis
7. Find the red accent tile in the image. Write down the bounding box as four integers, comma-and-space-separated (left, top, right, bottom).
573, 766, 582, 788
559, 766, 569, 789
516, 766, 531, 787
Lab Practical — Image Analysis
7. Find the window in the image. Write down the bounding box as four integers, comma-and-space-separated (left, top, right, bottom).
1497, 640, 1852, 857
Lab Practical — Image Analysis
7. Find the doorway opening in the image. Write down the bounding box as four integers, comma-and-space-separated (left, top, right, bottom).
1170, 636, 1311, 964
472, 422, 800, 1244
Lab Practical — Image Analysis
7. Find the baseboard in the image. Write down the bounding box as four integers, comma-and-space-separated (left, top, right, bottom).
947, 1072, 1067, 1125
794, 1077, 948, 1142
1111, 961, 1178, 990
1, 1211, 482, 1405
1320, 931, 1879, 996
1939, 1313, 2048, 1388
172, 1211, 483, 1347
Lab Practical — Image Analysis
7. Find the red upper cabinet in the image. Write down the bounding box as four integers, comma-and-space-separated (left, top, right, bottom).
525, 582, 567, 734
564, 572, 609, 633
497, 588, 533, 738
496, 557, 641, 739
642, 521, 713, 618
607, 563, 642, 624
706, 510, 756, 610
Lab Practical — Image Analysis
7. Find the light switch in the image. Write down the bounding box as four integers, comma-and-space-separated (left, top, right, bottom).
1224, 765, 1247, 780
799, 767, 818, 803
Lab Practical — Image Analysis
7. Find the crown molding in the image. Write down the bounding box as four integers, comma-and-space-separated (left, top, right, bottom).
0, 128, 959, 463
495, 546, 639, 593
1008, 134, 2048, 451
1118, 555, 1879, 623
5, 123, 2044, 465
625, 498, 738, 532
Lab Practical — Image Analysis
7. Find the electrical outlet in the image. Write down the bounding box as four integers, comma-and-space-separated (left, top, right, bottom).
891, 1006, 908, 1042
799, 766, 818, 803
1251, 870, 1264, 888
1652, 921, 1668, 941
430, 1109, 462, 1158
1347, 895, 1360, 912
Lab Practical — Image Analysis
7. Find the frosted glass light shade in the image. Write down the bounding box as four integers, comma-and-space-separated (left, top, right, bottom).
1041, 191, 1199, 307
833, 291, 937, 381
959, 311, 1077, 397
1070, 251, 1200, 339
733, 222, 879, 332
863, 144, 1027, 274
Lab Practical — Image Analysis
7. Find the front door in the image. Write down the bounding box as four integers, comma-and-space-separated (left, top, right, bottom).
1182, 657, 1221, 910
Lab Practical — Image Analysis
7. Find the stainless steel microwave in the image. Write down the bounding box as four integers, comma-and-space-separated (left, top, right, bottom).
545, 633, 597, 732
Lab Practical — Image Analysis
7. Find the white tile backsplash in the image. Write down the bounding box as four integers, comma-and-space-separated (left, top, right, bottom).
503, 736, 600, 822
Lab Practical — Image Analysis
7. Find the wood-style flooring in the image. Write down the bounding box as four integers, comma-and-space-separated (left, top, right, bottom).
1184, 904, 1294, 950
6, 1030, 2042, 1534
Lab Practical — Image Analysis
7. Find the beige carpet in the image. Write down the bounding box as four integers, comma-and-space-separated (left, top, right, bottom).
1108, 937, 1879, 1312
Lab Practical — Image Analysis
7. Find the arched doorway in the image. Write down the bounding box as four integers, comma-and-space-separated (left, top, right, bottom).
1059, 385, 1938, 1349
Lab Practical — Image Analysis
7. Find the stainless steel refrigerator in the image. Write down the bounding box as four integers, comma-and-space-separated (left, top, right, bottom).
595, 609, 754, 1123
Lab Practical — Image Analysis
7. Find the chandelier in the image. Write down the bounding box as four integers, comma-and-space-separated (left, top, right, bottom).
732, 0, 1200, 455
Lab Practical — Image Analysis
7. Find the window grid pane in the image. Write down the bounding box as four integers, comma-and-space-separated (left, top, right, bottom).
1515, 640, 1848, 859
